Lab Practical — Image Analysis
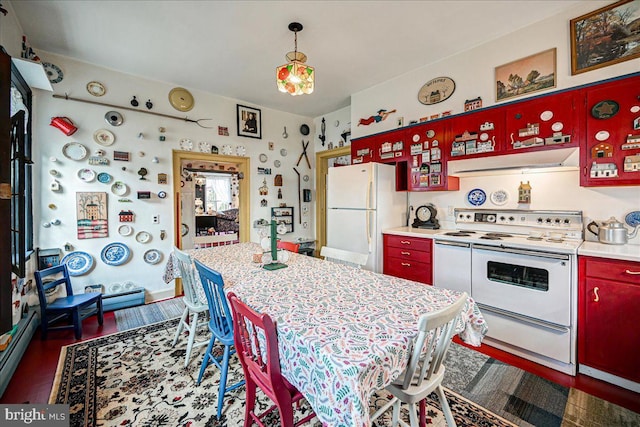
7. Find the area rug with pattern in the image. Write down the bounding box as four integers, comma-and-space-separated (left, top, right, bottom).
49, 318, 517, 427
115, 298, 185, 331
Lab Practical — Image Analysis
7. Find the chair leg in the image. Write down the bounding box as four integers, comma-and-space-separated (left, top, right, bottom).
40, 319, 48, 340
408, 402, 419, 427
435, 385, 457, 427
216, 345, 232, 419
276, 397, 295, 427
73, 308, 82, 339
419, 399, 426, 427
391, 399, 401, 427
196, 335, 216, 385
244, 379, 257, 427
184, 311, 199, 367
172, 308, 189, 347
97, 299, 104, 325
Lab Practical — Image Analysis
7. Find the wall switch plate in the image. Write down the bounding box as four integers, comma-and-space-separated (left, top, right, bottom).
152, 215, 160, 224
447, 205, 455, 217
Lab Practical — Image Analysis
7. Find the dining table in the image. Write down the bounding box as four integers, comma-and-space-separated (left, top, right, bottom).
165, 242, 487, 427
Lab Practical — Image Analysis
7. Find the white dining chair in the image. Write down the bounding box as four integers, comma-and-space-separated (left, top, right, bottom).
320, 246, 368, 269
171, 247, 210, 367
370, 292, 468, 427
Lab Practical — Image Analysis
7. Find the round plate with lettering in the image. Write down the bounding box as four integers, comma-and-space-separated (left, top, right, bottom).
591, 100, 619, 119
418, 77, 456, 105
168, 87, 194, 112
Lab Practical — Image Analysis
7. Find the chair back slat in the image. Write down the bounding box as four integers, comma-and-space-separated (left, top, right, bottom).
320, 246, 368, 268
277, 240, 300, 253
34, 264, 74, 307
228, 292, 286, 393
401, 292, 467, 391
173, 247, 203, 307
194, 260, 234, 341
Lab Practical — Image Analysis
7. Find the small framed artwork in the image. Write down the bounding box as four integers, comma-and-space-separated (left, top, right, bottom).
495, 48, 556, 102
570, 0, 640, 75
237, 104, 262, 139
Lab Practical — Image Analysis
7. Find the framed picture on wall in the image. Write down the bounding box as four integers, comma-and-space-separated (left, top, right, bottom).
495, 48, 556, 102
237, 104, 262, 139
570, 0, 640, 75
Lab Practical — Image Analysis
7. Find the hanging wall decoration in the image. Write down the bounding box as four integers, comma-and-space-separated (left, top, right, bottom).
357, 109, 397, 126
76, 192, 108, 239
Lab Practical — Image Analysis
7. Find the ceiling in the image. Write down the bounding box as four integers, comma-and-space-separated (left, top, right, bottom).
10, 1, 586, 118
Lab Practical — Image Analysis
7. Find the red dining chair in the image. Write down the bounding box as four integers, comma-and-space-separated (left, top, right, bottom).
276, 240, 300, 253
228, 292, 316, 427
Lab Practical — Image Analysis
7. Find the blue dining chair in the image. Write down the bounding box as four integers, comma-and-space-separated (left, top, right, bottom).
193, 259, 245, 419
34, 263, 104, 340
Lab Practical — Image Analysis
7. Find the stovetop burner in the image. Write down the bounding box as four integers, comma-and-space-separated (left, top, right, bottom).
479, 235, 502, 240
444, 231, 476, 237
484, 233, 513, 238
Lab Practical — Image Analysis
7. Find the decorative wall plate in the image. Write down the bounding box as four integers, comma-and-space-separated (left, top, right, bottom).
221, 144, 233, 155
62, 142, 88, 161
280, 148, 288, 156
61, 251, 94, 276
97, 172, 112, 183
118, 224, 133, 236
300, 124, 310, 135
136, 231, 151, 243
418, 77, 456, 105
111, 181, 129, 196
490, 189, 509, 206
274, 160, 281, 168
105, 111, 123, 126
93, 129, 115, 146
158, 191, 167, 199
168, 87, 194, 112
198, 141, 210, 152
86, 81, 106, 97
42, 62, 64, 84
303, 174, 309, 182
77, 168, 96, 182
179, 138, 193, 151
143, 249, 162, 265
259, 153, 268, 163
467, 188, 487, 206
236, 146, 246, 156
591, 100, 619, 119
625, 210, 640, 227
101, 242, 131, 266
181, 223, 189, 237
277, 223, 288, 235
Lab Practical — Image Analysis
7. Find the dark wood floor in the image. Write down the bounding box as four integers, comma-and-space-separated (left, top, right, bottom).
1, 309, 638, 417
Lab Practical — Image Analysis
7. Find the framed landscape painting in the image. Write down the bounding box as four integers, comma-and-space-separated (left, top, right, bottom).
570, 0, 640, 75
237, 104, 262, 139
495, 48, 556, 101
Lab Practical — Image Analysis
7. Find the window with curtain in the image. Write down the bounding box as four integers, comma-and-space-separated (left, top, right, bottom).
205, 173, 233, 213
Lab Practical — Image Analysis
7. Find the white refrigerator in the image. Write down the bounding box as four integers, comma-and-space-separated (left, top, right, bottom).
326, 162, 405, 273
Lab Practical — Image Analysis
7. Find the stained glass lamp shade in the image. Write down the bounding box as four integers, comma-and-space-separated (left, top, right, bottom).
276, 22, 314, 96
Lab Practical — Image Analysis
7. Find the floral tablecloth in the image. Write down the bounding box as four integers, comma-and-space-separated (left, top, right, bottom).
168, 242, 488, 427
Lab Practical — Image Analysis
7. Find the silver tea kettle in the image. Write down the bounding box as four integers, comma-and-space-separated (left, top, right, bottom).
587, 216, 639, 245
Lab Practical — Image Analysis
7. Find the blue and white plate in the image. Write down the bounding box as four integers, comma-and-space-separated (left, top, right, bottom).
467, 188, 487, 206
61, 251, 94, 276
97, 172, 112, 183
625, 211, 640, 227
101, 242, 131, 266
143, 249, 162, 265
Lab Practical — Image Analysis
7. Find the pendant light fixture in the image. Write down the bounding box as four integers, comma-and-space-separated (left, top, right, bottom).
276, 22, 314, 96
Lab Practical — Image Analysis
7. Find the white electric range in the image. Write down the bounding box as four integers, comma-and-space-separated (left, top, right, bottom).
433, 208, 584, 375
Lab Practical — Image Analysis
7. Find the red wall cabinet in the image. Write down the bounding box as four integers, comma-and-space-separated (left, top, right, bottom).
580, 74, 640, 187
383, 234, 432, 285
503, 90, 581, 154
578, 256, 640, 384
404, 121, 459, 192
447, 107, 506, 158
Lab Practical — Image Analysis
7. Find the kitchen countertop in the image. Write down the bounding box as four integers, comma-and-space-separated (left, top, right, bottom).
578, 241, 640, 263
383, 226, 453, 238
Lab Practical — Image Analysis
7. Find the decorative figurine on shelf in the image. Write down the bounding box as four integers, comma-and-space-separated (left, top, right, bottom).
259, 179, 269, 196
194, 198, 204, 215
518, 181, 532, 204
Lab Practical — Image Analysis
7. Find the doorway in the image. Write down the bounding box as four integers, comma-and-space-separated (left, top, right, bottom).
314, 146, 350, 256
172, 150, 250, 293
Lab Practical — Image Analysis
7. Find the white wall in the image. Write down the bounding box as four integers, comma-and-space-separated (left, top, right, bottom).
350, 2, 640, 139
29, 53, 316, 299
346, 1, 640, 245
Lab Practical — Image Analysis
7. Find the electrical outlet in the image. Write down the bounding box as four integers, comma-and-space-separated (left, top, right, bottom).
152, 215, 160, 224
447, 206, 455, 217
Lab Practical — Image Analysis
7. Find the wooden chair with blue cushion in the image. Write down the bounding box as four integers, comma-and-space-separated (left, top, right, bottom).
370, 292, 468, 427
34, 264, 104, 340
193, 259, 245, 420
228, 291, 316, 427
171, 247, 210, 367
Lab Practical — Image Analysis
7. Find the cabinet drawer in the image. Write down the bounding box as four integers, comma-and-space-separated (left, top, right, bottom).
384, 234, 432, 252
585, 258, 640, 285
385, 246, 431, 263
384, 256, 432, 284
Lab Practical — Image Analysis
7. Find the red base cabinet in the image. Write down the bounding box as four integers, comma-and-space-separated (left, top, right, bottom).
578, 256, 640, 384
383, 234, 432, 285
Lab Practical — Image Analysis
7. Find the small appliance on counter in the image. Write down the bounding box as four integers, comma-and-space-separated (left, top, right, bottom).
587, 216, 639, 245
411, 204, 440, 229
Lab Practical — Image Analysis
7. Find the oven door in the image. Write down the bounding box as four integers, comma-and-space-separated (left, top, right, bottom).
471, 243, 572, 326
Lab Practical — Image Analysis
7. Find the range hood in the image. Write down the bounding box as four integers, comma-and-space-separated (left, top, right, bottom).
447, 147, 579, 177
